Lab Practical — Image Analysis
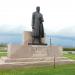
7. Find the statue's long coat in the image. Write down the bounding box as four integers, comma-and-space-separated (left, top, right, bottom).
32, 12, 44, 38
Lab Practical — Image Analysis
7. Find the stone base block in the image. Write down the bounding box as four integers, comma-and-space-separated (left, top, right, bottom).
7, 45, 63, 58
23, 31, 46, 45
0, 56, 71, 63
0, 56, 75, 69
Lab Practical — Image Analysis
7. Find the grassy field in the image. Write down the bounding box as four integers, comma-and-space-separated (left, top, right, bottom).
64, 54, 75, 60
0, 49, 7, 57
0, 52, 7, 57
0, 64, 75, 75
0, 50, 7, 52
0, 46, 7, 57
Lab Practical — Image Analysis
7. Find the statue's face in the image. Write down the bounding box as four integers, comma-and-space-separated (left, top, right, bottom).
36, 7, 40, 12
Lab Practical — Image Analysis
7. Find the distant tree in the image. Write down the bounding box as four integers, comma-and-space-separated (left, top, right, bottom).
0, 43, 7, 47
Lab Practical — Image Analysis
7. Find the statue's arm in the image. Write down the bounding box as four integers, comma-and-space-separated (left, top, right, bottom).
41, 14, 44, 22
40, 14, 44, 23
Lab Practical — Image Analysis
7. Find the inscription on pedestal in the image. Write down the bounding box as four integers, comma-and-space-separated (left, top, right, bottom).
32, 46, 48, 57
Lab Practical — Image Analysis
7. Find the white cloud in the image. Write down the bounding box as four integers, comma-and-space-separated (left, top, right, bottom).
56, 26, 75, 36
0, 0, 75, 34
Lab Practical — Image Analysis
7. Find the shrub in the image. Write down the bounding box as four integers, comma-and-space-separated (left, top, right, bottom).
63, 48, 75, 51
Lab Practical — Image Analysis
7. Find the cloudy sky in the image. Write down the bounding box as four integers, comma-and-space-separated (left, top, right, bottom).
0, 0, 75, 34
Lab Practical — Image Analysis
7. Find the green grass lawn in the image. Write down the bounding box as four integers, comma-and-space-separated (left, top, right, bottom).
64, 54, 75, 60
0, 50, 7, 52
0, 52, 7, 57
0, 64, 75, 75
0, 49, 7, 57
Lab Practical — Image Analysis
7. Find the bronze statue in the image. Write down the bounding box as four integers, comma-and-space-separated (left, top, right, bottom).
32, 6, 44, 44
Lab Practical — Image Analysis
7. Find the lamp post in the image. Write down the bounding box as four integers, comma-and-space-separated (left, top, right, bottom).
50, 36, 56, 68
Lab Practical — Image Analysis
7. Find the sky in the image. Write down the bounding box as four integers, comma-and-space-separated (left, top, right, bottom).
0, 0, 75, 34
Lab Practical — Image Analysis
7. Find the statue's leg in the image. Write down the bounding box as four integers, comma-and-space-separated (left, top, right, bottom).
32, 37, 34, 43
39, 37, 41, 44
32, 37, 37, 44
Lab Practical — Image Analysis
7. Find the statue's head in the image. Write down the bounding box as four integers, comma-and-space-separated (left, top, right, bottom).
36, 6, 40, 12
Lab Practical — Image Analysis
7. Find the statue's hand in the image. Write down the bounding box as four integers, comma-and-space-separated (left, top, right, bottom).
32, 26, 34, 29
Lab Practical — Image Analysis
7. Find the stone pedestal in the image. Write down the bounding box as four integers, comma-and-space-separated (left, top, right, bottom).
7, 31, 63, 58
1, 31, 64, 64
23, 31, 32, 45
7, 45, 63, 58
23, 31, 46, 45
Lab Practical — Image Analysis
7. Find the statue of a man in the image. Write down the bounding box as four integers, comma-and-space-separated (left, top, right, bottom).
32, 6, 44, 44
